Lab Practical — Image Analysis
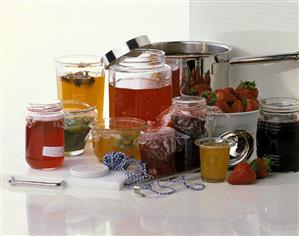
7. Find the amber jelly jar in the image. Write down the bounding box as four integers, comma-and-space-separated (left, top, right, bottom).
90, 117, 147, 162
55, 55, 105, 119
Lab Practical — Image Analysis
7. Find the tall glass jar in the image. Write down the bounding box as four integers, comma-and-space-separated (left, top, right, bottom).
108, 49, 172, 122
256, 97, 299, 172
26, 101, 64, 169
55, 55, 105, 119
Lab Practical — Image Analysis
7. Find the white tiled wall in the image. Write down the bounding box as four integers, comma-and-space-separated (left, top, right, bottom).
190, 1, 299, 99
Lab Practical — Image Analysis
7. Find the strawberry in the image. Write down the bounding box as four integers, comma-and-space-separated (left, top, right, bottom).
231, 100, 245, 113
235, 81, 259, 99
243, 98, 259, 112
189, 83, 211, 96
227, 162, 256, 185
216, 89, 237, 104
224, 87, 236, 96
250, 157, 271, 179
215, 100, 231, 113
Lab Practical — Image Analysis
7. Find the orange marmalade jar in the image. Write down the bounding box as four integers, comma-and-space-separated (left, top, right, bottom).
25, 101, 64, 169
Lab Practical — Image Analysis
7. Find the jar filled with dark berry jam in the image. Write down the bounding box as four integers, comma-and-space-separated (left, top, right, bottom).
256, 97, 299, 172
26, 101, 64, 169
160, 96, 208, 171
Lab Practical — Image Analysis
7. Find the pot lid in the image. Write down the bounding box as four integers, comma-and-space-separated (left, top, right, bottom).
102, 35, 151, 68
218, 130, 254, 167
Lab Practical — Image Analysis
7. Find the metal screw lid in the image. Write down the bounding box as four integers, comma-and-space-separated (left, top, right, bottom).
102, 35, 151, 68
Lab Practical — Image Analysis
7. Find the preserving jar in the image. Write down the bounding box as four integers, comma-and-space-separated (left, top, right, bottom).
108, 49, 172, 122
62, 100, 97, 156
256, 97, 299, 172
25, 101, 64, 169
55, 55, 105, 119
139, 127, 177, 177
160, 96, 208, 171
90, 117, 147, 162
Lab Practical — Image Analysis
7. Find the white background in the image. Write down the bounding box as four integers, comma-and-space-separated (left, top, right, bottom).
1, 0, 298, 145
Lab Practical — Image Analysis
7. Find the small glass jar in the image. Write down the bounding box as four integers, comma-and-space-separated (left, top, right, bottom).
90, 117, 147, 162
256, 97, 299, 172
62, 100, 97, 156
108, 49, 172, 122
139, 127, 177, 177
25, 101, 64, 169
163, 96, 208, 171
55, 55, 105, 119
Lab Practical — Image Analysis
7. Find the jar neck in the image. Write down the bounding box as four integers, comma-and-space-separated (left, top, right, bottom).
118, 49, 165, 69
172, 96, 207, 109
260, 97, 299, 114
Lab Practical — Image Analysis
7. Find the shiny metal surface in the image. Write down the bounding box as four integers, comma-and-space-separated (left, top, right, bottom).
219, 130, 254, 167
8, 176, 66, 189
230, 51, 299, 64
102, 35, 151, 68
150, 41, 232, 91
149, 41, 299, 92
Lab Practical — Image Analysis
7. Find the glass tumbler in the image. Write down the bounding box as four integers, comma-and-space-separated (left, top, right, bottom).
55, 55, 105, 119
195, 138, 232, 183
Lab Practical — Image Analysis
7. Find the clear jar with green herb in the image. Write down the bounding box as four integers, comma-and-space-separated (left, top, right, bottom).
63, 100, 97, 156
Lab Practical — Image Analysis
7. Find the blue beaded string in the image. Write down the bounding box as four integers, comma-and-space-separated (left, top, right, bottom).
103, 152, 205, 195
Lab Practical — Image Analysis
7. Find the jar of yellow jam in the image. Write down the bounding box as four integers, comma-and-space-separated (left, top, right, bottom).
90, 117, 147, 162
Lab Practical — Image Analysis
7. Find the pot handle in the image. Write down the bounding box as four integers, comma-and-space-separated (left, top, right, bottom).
229, 51, 299, 64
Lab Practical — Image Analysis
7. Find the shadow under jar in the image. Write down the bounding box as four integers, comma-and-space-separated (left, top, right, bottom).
108, 49, 172, 122
256, 97, 299, 172
62, 100, 97, 156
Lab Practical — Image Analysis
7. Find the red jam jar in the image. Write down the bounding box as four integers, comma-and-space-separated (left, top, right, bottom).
25, 101, 64, 169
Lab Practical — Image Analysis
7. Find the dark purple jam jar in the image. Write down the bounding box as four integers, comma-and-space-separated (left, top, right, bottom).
256, 97, 299, 172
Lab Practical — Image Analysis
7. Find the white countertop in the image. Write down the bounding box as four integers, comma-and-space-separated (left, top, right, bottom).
1, 141, 299, 235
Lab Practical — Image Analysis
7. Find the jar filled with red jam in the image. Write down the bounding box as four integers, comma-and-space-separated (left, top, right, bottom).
108, 49, 172, 122
256, 97, 299, 172
25, 101, 64, 169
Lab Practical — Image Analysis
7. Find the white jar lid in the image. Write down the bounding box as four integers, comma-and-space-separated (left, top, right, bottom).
70, 164, 109, 178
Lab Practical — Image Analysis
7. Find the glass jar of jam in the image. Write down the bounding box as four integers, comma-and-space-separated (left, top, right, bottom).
55, 55, 105, 119
90, 117, 147, 162
256, 97, 299, 172
25, 101, 64, 169
139, 127, 177, 177
62, 100, 97, 156
161, 96, 208, 171
108, 49, 172, 122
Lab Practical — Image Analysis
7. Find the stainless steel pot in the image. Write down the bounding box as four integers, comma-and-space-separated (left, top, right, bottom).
149, 41, 299, 95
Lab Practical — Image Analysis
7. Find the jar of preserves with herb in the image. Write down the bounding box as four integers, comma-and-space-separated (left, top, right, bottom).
55, 55, 105, 119
25, 101, 64, 169
256, 97, 299, 172
90, 117, 147, 162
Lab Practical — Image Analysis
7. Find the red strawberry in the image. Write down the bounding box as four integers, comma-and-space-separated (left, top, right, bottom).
243, 98, 259, 112
227, 162, 256, 185
235, 81, 259, 99
216, 89, 237, 104
224, 87, 236, 96
215, 100, 232, 113
231, 100, 245, 113
250, 157, 271, 179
